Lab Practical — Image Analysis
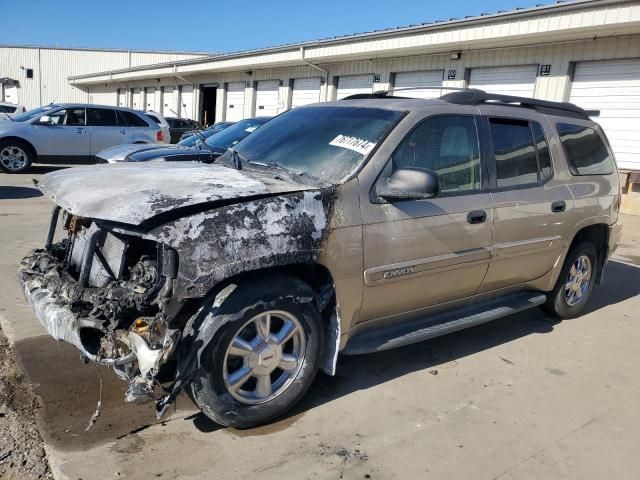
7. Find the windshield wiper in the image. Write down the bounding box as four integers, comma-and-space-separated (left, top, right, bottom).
249, 160, 303, 177
229, 148, 251, 171
1, 111, 14, 122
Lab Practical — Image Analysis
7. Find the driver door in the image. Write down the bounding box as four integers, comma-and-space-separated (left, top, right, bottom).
358, 114, 494, 326
35, 107, 91, 161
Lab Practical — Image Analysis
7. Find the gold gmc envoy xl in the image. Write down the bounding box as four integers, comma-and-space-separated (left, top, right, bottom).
19, 89, 622, 427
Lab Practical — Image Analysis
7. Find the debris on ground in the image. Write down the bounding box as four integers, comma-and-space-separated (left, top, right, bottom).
0, 327, 52, 479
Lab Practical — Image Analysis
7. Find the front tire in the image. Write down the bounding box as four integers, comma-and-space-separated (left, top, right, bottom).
0, 140, 33, 173
189, 275, 324, 428
544, 242, 598, 319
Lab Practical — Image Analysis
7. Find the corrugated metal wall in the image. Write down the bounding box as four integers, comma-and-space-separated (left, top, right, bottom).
0, 46, 204, 109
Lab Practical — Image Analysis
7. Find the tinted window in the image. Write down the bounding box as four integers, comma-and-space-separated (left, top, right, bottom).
45, 108, 85, 126
145, 114, 160, 124
490, 118, 537, 188
205, 118, 269, 150
221, 106, 402, 183
392, 115, 481, 193
87, 108, 118, 127
119, 110, 149, 127
532, 122, 552, 181
557, 123, 613, 175
0, 105, 16, 113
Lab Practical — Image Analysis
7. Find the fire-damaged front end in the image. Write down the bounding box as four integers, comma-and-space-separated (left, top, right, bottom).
19, 211, 183, 403
18, 162, 333, 416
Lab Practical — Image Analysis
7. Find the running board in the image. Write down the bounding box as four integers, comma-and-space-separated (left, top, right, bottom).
342, 292, 547, 355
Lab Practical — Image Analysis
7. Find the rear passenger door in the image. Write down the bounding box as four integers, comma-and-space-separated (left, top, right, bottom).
478, 110, 573, 292
87, 107, 128, 155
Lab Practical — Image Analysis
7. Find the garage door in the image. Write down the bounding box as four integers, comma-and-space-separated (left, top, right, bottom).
162, 86, 176, 116
3, 84, 18, 104
337, 74, 373, 100
131, 88, 142, 110
117, 88, 127, 107
180, 85, 194, 119
393, 70, 444, 98
468, 65, 538, 97
145, 87, 156, 111
570, 59, 640, 171
226, 82, 245, 122
292, 77, 321, 107
256, 80, 280, 117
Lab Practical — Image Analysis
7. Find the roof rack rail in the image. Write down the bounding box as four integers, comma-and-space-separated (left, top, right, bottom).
440, 89, 593, 119
341, 85, 469, 100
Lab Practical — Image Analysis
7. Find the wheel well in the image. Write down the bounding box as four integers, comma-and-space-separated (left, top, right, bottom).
0, 136, 37, 160
570, 224, 609, 283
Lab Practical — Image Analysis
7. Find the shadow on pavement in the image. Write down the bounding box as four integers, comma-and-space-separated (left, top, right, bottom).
14, 261, 640, 443
0, 186, 43, 199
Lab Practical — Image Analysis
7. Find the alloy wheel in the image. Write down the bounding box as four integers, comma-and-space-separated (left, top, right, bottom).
0, 145, 28, 172
564, 254, 592, 307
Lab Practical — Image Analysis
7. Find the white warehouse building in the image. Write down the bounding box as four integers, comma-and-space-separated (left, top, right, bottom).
2, 0, 640, 210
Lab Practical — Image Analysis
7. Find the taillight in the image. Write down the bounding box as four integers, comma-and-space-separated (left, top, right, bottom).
157, 130, 164, 142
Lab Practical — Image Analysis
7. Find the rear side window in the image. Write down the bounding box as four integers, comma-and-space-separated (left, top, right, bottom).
87, 108, 118, 127
392, 115, 481, 194
145, 114, 160, 124
557, 123, 613, 175
490, 118, 538, 188
118, 110, 149, 127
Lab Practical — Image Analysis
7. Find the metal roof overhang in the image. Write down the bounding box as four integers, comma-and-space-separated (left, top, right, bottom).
68, 0, 640, 86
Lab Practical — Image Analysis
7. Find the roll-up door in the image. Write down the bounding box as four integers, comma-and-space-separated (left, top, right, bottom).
292, 77, 321, 107
569, 59, 640, 171
337, 74, 373, 100
180, 85, 194, 119
117, 88, 127, 107
393, 70, 444, 98
145, 87, 156, 111
468, 65, 538, 97
256, 80, 280, 117
226, 82, 245, 121
162, 86, 175, 116
131, 88, 142, 110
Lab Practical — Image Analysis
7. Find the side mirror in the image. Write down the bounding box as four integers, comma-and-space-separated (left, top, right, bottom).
379, 168, 440, 201
37, 115, 52, 125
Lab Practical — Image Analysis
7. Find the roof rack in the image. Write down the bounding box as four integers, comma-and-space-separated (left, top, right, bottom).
440, 89, 595, 120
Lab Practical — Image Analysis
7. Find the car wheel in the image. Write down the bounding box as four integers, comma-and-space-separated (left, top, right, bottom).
544, 242, 598, 319
189, 275, 324, 428
0, 140, 33, 173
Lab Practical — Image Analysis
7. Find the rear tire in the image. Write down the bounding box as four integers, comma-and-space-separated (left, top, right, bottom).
0, 139, 33, 173
189, 275, 324, 428
544, 242, 598, 319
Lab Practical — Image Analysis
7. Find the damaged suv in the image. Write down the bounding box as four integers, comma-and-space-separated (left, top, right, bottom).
19, 90, 622, 428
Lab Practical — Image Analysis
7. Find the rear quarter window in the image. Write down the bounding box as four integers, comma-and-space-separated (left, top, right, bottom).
556, 123, 613, 175
119, 110, 150, 127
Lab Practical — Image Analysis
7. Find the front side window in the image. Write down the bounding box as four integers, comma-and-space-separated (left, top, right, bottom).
557, 123, 613, 175
391, 115, 481, 194
220, 106, 403, 183
44, 108, 85, 126
87, 108, 118, 127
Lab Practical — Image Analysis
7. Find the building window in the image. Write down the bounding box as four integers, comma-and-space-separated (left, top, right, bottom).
26, 68, 34, 79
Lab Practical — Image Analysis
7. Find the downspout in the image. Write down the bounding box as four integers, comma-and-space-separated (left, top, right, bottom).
300, 47, 329, 102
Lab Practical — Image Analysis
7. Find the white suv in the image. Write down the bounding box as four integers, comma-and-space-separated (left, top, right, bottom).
0, 104, 165, 173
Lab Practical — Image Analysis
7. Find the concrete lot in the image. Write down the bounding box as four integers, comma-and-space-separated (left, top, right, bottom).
1, 167, 640, 480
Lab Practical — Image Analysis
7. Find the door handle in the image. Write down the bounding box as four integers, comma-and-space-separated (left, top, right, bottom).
75, 128, 85, 134
551, 201, 566, 213
119, 129, 127, 134
467, 210, 487, 224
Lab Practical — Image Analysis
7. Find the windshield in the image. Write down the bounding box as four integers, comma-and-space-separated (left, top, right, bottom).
12, 105, 58, 122
205, 118, 269, 150
178, 122, 234, 147
219, 106, 402, 183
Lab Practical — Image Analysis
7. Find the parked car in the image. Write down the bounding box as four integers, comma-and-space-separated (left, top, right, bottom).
0, 102, 26, 119
96, 117, 268, 163
143, 111, 171, 144
19, 90, 621, 429
179, 121, 235, 143
0, 104, 165, 173
165, 117, 203, 143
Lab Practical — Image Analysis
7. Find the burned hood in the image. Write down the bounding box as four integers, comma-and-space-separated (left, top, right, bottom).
37, 162, 316, 227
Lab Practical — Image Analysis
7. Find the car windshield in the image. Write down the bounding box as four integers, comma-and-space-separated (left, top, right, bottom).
219, 106, 402, 183
12, 105, 58, 122
205, 118, 269, 150
178, 122, 234, 147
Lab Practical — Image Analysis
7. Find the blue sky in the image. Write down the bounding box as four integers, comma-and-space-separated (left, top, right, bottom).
2, 0, 546, 53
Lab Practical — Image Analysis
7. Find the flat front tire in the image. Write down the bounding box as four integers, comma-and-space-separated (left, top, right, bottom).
189, 275, 324, 428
